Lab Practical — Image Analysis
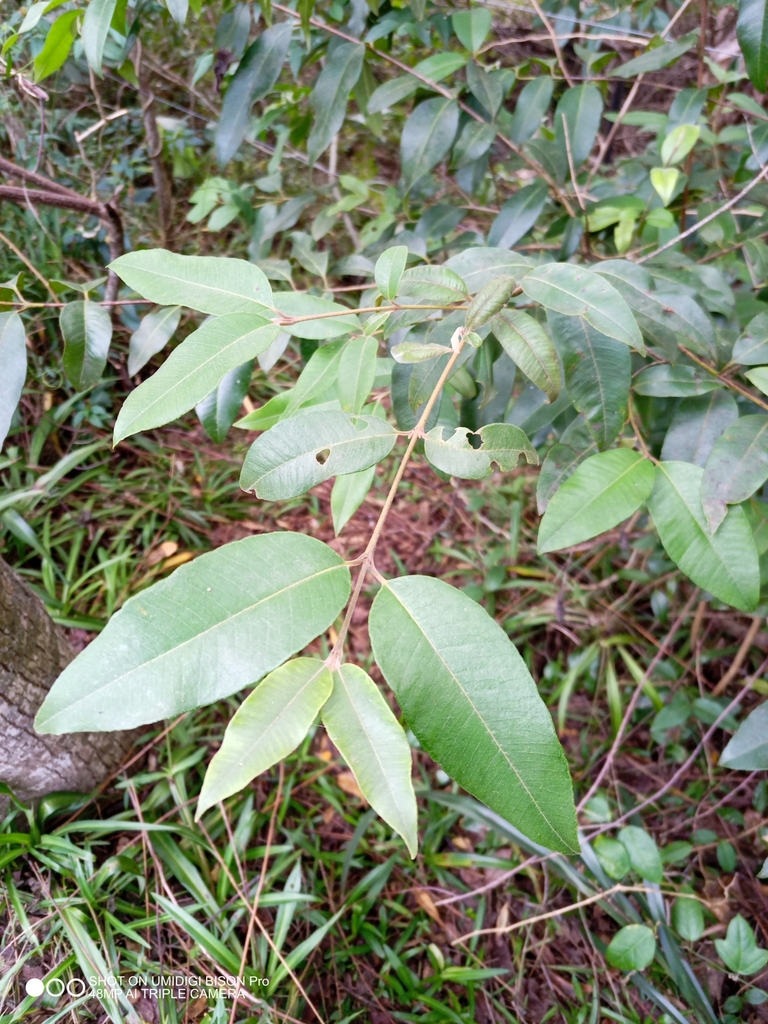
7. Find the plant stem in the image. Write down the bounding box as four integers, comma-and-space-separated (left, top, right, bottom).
679, 344, 768, 414
326, 339, 465, 669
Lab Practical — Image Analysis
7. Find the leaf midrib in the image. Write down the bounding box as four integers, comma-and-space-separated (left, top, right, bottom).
385, 585, 574, 850
526, 268, 639, 347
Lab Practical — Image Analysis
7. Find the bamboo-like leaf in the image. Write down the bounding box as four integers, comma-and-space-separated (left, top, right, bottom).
307, 42, 365, 165
82, 0, 118, 74
195, 360, 254, 443
338, 335, 378, 414
60, 301, 112, 390
0, 312, 27, 449
127, 306, 182, 376
488, 180, 549, 249
401, 97, 459, 190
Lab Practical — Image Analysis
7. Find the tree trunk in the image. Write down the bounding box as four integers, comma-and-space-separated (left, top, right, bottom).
0, 556, 139, 806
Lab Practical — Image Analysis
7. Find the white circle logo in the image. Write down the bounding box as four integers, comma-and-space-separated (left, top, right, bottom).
25, 979, 44, 998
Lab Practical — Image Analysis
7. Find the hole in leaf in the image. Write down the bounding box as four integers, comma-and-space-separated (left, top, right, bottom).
315, 448, 331, 465
469, 432, 483, 450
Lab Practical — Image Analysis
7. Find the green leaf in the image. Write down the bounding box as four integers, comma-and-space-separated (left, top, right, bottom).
661, 124, 700, 165
745, 366, 768, 395
273, 293, 361, 340
165, 0, 188, 25
367, 53, 466, 113
538, 449, 655, 553
487, 181, 549, 249
307, 42, 365, 165
425, 422, 537, 479
701, 415, 768, 531
610, 32, 698, 78
196, 658, 333, 818
375, 246, 408, 301
34, 9, 79, 81
60, 301, 112, 390
284, 339, 345, 412
733, 313, 768, 364
240, 410, 397, 500
466, 61, 502, 119
537, 429, 598, 513
452, 8, 492, 52
548, 313, 630, 449
720, 702, 768, 769
369, 575, 578, 853
650, 166, 680, 207
401, 97, 459, 191
35, 533, 350, 732
593, 835, 630, 881
672, 897, 705, 941
391, 342, 451, 364
338, 335, 378, 414
114, 316, 279, 443
323, 665, 418, 857
491, 308, 560, 401
592, 260, 709, 355
509, 75, 554, 144
216, 22, 293, 166
606, 925, 657, 971
647, 462, 759, 611
660, 392, 739, 466
618, 825, 663, 882
738, 0, 768, 92
127, 306, 182, 376
235, 392, 290, 432
465, 276, 516, 332
453, 119, 497, 168
82, 0, 118, 74
444, 247, 533, 293
715, 915, 768, 974
522, 264, 644, 352
398, 265, 468, 304
331, 466, 375, 535
195, 360, 253, 443
0, 312, 27, 449
633, 364, 720, 397
110, 251, 273, 316
554, 84, 603, 170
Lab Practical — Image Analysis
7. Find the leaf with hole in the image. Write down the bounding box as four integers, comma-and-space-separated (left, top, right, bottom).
647, 461, 759, 612
323, 665, 418, 857
114, 316, 279, 443
60, 301, 112, 390
425, 423, 537, 479
606, 924, 657, 971
35, 533, 350, 732
369, 575, 578, 853
491, 309, 560, 401
487, 181, 549, 250
701, 415, 768, 532
127, 306, 182, 377
538, 449, 655, 553
522, 264, 643, 352
307, 42, 365, 165
196, 659, 333, 818
401, 97, 459, 191
240, 410, 397, 500
720, 703, 768, 770
216, 22, 293, 166
110, 251, 273, 316
195, 360, 253, 443
0, 312, 26, 450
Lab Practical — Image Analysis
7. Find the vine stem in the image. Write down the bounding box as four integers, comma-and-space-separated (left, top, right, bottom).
326, 337, 466, 671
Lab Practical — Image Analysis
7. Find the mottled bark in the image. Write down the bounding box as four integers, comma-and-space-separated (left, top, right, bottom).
0, 556, 138, 805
